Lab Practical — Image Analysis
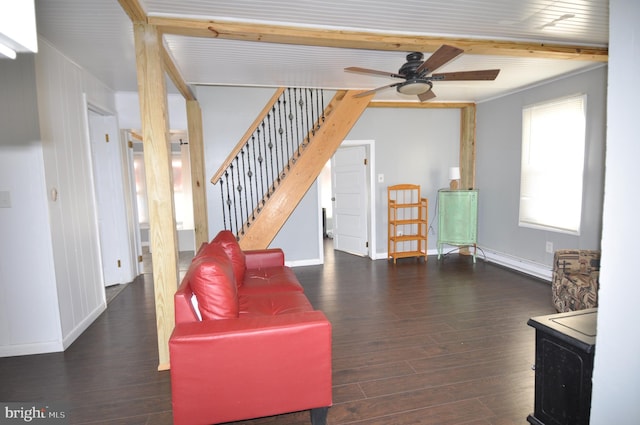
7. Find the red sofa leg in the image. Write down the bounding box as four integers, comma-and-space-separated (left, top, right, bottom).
311, 407, 328, 425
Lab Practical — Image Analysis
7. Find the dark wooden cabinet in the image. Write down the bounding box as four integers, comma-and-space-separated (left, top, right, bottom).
527, 308, 597, 425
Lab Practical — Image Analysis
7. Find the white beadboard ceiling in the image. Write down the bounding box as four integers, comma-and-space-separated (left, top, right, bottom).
33, 0, 609, 102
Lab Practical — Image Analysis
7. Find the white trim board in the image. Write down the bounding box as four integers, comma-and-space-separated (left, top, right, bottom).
480, 247, 552, 281
376, 247, 552, 282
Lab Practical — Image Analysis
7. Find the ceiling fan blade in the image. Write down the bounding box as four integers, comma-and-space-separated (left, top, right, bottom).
416, 45, 464, 74
345, 67, 404, 79
432, 69, 501, 81
354, 82, 402, 98
417, 90, 437, 102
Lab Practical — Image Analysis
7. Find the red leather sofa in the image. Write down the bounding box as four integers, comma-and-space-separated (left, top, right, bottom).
169, 230, 332, 425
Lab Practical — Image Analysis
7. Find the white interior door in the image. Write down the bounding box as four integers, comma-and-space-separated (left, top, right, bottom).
332, 145, 368, 256
88, 110, 133, 286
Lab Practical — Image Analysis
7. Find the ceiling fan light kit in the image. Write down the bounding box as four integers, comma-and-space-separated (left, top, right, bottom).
397, 79, 432, 95
346, 45, 500, 101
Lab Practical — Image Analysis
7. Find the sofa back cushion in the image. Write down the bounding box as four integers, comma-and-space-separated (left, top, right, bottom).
212, 230, 246, 285
189, 243, 238, 320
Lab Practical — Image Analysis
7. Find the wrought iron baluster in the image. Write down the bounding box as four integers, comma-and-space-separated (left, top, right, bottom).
280, 96, 291, 170
257, 126, 266, 202
298, 89, 306, 147
276, 99, 287, 175
239, 149, 249, 231
264, 117, 274, 192
291, 88, 300, 154
248, 137, 258, 217
309, 89, 316, 137
223, 170, 233, 234
220, 173, 228, 231
229, 163, 240, 235
321, 89, 326, 124
286, 88, 295, 162
268, 108, 280, 185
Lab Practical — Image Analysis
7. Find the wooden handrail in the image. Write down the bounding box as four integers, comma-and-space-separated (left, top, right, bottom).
211, 87, 286, 184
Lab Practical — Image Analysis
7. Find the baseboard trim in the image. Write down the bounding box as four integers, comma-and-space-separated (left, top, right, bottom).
0, 302, 107, 358
481, 247, 552, 282
287, 258, 323, 267
0, 340, 64, 358
292, 247, 552, 283
62, 302, 107, 350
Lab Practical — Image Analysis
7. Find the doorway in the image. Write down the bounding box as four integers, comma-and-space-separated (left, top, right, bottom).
127, 131, 197, 271
87, 108, 135, 288
321, 140, 377, 259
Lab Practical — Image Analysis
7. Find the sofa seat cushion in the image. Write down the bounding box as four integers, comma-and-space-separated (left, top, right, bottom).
239, 292, 313, 316
240, 266, 304, 295
189, 244, 239, 320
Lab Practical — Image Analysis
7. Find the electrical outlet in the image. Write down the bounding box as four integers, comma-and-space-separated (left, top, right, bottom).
546, 241, 553, 253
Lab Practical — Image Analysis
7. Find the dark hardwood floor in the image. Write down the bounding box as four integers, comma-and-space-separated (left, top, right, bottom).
0, 242, 555, 424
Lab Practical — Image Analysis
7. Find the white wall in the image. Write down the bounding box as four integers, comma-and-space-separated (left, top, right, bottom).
34, 39, 107, 346
0, 54, 62, 356
115, 91, 188, 130
590, 0, 640, 422
0, 145, 62, 356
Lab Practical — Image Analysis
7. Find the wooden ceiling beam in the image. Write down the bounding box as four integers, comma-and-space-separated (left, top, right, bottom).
149, 16, 608, 62
118, 0, 196, 100
368, 101, 476, 109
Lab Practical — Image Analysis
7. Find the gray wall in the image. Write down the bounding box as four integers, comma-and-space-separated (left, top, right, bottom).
476, 66, 607, 268
346, 107, 460, 255
198, 86, 323, 263
198, 84, 462, 262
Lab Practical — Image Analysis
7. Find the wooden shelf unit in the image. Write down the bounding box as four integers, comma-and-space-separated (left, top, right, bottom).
388, 184, 428, 263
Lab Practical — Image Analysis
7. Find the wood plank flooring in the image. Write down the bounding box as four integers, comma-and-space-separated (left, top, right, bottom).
0, 243, 556, 424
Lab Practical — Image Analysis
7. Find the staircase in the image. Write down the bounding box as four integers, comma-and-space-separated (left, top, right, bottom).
211, 88, 372, 250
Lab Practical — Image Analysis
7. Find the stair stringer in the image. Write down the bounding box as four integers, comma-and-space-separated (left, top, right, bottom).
238, 90, 372, 250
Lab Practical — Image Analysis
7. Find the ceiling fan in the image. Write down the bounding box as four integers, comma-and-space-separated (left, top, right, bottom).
345, 45, 500, 101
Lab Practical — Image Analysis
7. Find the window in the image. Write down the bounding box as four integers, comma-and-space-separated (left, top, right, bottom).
519, 94, 586, 234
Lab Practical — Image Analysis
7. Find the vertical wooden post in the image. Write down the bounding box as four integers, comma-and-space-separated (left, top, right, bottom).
459, 105, 477, 257
460, 105, 477, 190
187, 100, 209, 249
133, 22, 179, 370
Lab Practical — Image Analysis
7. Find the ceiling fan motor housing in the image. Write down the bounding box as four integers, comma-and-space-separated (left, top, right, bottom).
398, 52, 426, 77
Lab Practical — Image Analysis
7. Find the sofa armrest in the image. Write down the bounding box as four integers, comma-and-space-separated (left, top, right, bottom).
170, 311, 332, 425
244, 248, 285, 269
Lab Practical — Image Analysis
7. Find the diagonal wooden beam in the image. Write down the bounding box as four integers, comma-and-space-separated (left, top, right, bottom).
149, 16, 608, 62
162, 46, 196, 101
117, 0, 146, 23
239, 90, 373, 250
